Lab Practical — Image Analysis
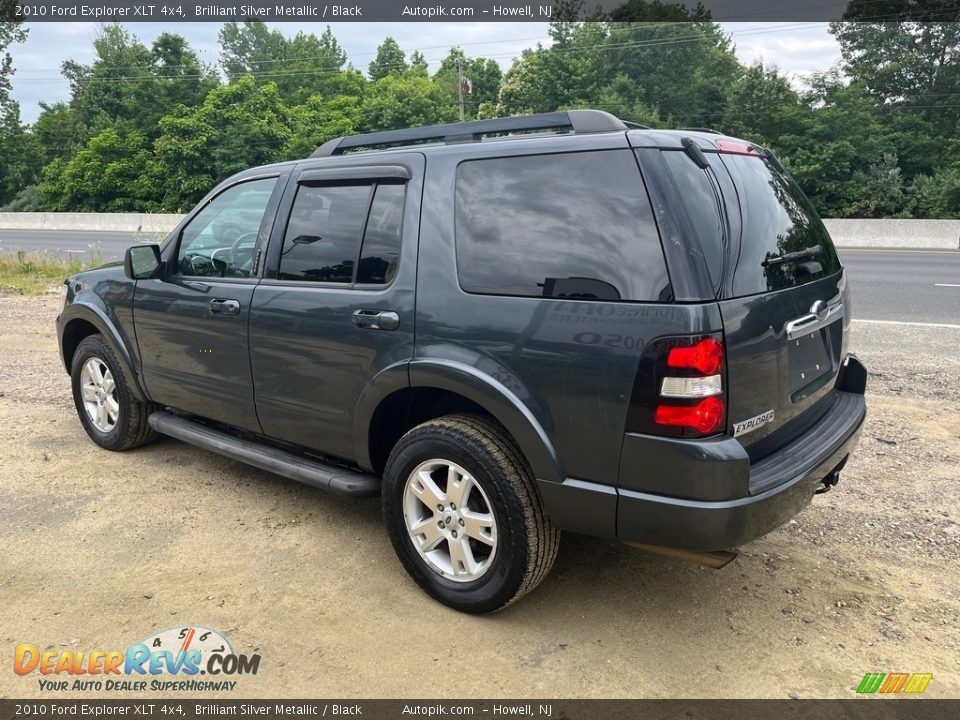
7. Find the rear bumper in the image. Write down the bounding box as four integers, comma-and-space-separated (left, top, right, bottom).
616, 366, 866, 550
539, 357, 867, 549
617, 396, 863, 549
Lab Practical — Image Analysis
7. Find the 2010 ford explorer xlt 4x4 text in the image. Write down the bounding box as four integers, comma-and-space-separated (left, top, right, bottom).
57, 111, 867, 613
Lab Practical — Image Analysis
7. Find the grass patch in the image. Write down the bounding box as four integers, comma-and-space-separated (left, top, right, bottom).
0, 249, 104, 296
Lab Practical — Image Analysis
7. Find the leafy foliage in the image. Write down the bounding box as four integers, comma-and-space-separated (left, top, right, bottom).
4, 18, 956, 218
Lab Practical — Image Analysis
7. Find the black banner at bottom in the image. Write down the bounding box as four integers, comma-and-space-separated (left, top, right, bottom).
1, 700, 957, 720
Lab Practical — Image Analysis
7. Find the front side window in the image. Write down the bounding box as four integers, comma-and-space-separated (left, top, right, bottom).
176, 177, 277, 278
279, 181, 405, 284
455, 150, 670, 302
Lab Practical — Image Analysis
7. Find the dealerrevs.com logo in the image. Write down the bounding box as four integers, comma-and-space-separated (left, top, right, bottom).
13, 625, 261, 692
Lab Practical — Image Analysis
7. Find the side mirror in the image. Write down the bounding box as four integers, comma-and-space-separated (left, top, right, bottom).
124, 244, 162, 280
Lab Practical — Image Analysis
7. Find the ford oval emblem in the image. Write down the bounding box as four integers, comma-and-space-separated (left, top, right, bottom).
811, 300, 829, 321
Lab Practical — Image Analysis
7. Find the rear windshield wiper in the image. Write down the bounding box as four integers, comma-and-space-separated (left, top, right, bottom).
762, 245, 822, 267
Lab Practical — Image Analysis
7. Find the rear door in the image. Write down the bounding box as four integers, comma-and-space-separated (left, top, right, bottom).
649, 143, 847, 460
708, 149, 845, 458
248, 155, 422, 462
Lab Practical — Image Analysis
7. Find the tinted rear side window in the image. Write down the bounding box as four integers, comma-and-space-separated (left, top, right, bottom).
721, 154, 841, 295
357, 183, 404, 284
660, 150, 725, 291
280, 184, 371, 283
455, 150, 670, 302
278, 181, 405, 285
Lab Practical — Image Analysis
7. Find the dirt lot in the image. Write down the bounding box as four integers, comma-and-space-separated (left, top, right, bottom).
1, 292, 958, 699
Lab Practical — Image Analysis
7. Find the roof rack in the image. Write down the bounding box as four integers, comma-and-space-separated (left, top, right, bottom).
310, 110, 627, 158
678, 127, 724, 135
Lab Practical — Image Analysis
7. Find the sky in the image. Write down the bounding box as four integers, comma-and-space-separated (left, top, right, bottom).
8, 21, 843, 123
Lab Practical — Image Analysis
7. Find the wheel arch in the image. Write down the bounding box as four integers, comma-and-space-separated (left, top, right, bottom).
356, 359, 562, 484
59, 304, 147, 401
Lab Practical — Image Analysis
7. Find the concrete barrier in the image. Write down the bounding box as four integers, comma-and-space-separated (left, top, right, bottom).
0, 213, 958, 250
824, 219, 960, 250
0, 212, 183, 234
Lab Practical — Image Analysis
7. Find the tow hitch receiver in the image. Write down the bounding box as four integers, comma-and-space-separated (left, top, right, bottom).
815, 456, 848, 494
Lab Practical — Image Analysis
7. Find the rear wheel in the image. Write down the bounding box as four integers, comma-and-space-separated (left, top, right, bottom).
382, 414, 559, 613
71, 334, 157, 451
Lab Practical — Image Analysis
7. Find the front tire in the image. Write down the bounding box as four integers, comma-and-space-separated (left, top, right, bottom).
382, 414, 560, 613
71, 334, 157, 451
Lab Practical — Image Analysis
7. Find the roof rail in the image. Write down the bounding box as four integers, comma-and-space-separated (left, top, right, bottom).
310, 110, 627, 158
678, 127, 724, 135
622, 120, 651, 130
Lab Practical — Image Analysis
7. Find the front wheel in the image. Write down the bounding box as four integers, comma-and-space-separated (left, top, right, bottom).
70, 334, 157, 451
382, 414, 560, 613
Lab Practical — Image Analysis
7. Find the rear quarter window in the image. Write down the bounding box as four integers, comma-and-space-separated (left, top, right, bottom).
721, 153, 841, 296
455, 150, 670, 302
659, 150, 726, 292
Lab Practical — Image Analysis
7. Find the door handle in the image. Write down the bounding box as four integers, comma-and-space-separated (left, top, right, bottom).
209, 298, 241, 316
352, 309, 400, 331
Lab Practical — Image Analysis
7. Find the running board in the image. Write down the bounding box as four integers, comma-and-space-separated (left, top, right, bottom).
148, 411, 381, 497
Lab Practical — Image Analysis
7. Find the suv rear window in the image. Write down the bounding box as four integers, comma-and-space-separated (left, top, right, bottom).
721, 153, 841, 296
455, 150, 670, 302
660, 150, 726, 291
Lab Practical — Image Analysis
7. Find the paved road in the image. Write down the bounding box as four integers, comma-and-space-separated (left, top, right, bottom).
840, 249, 960, 326
0, 228, 160, 261
1, 230, 958, 325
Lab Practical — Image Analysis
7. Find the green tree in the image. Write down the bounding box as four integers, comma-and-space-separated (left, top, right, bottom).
219, 22, 358, 105
284, 94, 362, 158
772, 72, 897, 217
433, 48, 503, 117
39, 128, 153, 211
409, 51, 428, 73
909, 137, 960, 218
911, 167, 960, 219
151, 77, 293, 211
722, 62, 800, 144
846, 153, 910, 218
219, 21, 288, 79
831, 20, 960, 139
0, 20, 26, 99
497, 22, 608, 115
32, 102, 85, 165
0, 21, 32, 206
63, 25, 215, 141
601, 20, 738, 127
361, 69, 457, 132
368, 37, 407, 81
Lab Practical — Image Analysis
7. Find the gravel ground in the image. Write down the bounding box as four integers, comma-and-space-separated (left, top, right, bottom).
0, 293, 958, 699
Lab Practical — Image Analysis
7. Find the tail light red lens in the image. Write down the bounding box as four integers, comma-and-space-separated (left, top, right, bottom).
654, 396, 726, 435
625, 331, 727, 438
666, 337, 724, 375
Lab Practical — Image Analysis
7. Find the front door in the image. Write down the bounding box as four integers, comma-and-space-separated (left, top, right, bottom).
249, 156, 423, 462
134, 174, 284, 432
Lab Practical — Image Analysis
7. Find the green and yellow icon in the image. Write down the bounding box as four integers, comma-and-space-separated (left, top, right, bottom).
857, 672, 933, 694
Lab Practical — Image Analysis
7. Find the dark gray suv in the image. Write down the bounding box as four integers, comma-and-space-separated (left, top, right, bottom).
57, 110, 867, 613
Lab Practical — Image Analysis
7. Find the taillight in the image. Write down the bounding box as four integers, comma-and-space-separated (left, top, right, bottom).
655, 396, 725, 434
625, 332, 727, 438
666, 337, 723, 375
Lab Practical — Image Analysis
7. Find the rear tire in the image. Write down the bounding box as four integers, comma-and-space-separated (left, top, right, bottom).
71, 334, 157, 451
382, 414, 559, 613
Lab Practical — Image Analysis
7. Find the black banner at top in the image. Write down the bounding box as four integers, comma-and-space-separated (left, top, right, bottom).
6, 0, 960, 23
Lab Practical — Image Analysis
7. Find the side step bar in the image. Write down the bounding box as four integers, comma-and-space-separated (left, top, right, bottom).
148, 411, 381, 497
